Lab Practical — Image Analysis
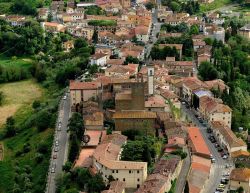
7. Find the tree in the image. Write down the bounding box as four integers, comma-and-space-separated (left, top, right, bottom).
35, 110, 51, 131
237, 186, 244, 193
63, 161, 72, 172
88, 173, 105, 192
68, 112, 84, 140
32, 100, 41, 110
68, 134, 80, 162
145, 2, 156, 10
92, 30, 98, 44
169, 1, 181, 12
124, 56, 140, 65
198, 61, 218, 81
5, 116, 16, 137
189, 25, 199, 35
0, 91, 4, 106
204, 37, 213, 45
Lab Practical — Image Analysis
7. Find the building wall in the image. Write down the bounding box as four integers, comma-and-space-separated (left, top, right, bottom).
114, 118, 155, 135
93, 158, 147, 188
212, 128, 247, 154
238, 31, 250, 39
198, 55, 210, 66
208, 112, 231, 129
70, 89, 99, 105
230, 180, 250, 192
91, 57, 107, 66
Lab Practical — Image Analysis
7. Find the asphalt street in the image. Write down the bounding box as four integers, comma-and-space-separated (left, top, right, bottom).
45, 93, 71, 193
181, 104, 232, 193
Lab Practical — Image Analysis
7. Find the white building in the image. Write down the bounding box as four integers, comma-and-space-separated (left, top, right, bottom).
90, 53, 109, 66
92, 133, 147, 189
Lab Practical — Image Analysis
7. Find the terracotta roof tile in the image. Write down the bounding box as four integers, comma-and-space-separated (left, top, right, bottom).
230, 168, 250, 182
70, 81, 100, 90
211, 121, 246, 148
188, 127, 211, 157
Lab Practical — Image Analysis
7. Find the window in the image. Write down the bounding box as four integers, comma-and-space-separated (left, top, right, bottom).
223, 117, 225, 120
123, 178, 125, 181
137, 170, 140, 174
116, 178, 118, 180
137, 184, 140, 188
116, 170, 118, 173
129, 170, 131, 174
112, 170, 114, 173
137, 178, 140, 182
212, 118, 214, 121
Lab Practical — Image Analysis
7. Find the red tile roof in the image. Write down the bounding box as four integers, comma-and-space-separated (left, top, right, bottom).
188, 127, 211, 157
70, 81, 100, 90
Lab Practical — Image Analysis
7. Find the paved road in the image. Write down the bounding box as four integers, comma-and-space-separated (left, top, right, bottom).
144, 5, 161, 59
175, 147, 191, 193
181, 104, 232, 193
45, 93, 71, 193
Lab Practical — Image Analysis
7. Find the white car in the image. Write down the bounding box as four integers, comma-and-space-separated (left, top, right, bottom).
211, 158, 216, 163
54, 146, 59, 152
55, 140, 59, 146
222, 155, 228, 159
63, 95, 67, 100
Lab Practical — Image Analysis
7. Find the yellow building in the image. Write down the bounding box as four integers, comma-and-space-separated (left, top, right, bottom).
92, 133, 147, 189
230, 168, 250, 192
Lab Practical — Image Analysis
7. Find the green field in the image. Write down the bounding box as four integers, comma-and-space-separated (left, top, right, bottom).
200, 0, 232, 12
0, 56, 33, 69
0, 80, 42, 126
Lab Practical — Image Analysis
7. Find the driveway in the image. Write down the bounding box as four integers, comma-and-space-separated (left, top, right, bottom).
45, 92, 71, 193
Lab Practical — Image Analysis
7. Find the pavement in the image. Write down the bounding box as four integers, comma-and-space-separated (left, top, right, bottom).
175, 147, 191, 193
181, 104, 233, 193
45, 92, 71, 193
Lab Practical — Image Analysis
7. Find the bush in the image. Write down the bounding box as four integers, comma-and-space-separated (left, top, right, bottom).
23, 143, 31, 153
32, 100, 41, 110
35, 110, 51, 131
35, 153, 44, 163
37, 142, 49, 154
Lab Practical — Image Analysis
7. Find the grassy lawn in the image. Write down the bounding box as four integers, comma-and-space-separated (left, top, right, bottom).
200, 0, 232, 12
0, 56, 33, 69
0, 80, 42, 127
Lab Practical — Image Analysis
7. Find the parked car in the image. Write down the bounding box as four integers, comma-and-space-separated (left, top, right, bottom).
54, 146, 59, 152
214, 143, 219, 148
216, 188, 224, 192
55, 140, 59, 146
211, 158, 216, 163
218, 148, 223, 152
207, 128, 212, 133
223, 155, 228, 159
53, 154, 57, 159
218, 184, 225, 189
63, 95, 67, 100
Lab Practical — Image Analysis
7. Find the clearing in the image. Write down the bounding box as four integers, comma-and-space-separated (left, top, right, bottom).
0, 80, 42, 126
200, 0, 233, 13
0, 56, 33, 69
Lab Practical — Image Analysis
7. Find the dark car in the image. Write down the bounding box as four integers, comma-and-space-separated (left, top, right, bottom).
207, 128, 212, 133
218, 148, 223, 152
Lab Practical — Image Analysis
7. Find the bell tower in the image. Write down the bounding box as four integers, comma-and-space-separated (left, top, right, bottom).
147, 65, 154, 95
